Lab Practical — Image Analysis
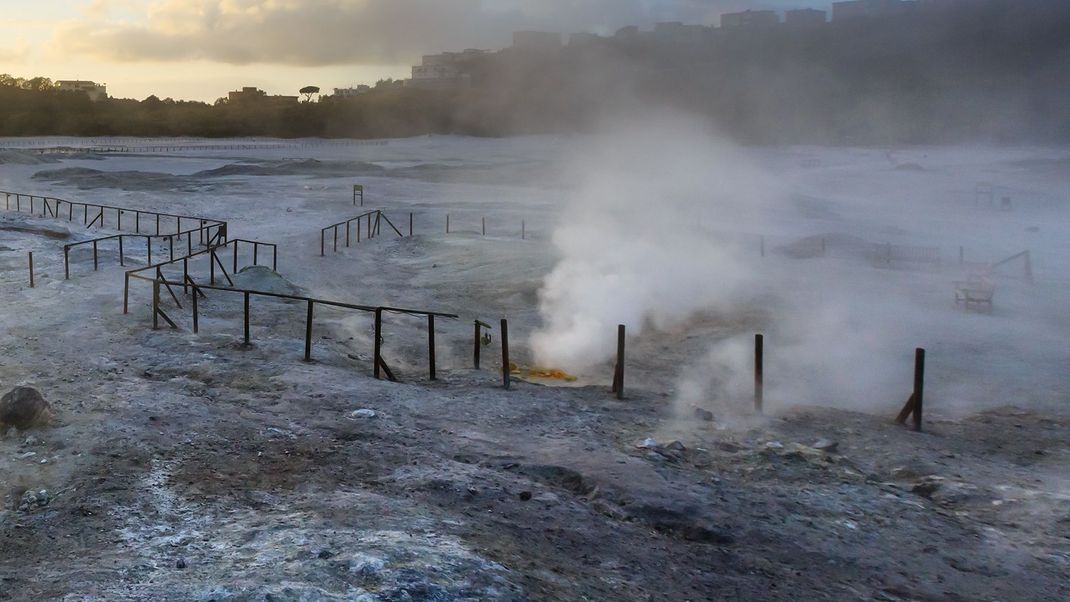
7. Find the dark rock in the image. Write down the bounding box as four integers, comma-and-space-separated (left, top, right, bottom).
518, 491, 533, 501
693, 407, 715, 422
317, 550, 334, 560
0, 387, 53, 437
175, 558, 187, 570
812, 439, 839, 453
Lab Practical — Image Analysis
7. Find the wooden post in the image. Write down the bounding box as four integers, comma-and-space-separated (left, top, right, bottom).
243, 292, 251, 346
152, 278, 160, 330
374, 308, 383, 379
754, 334, 764, 415
500, 318, 510, 390
191, 282, 199, 333
611, 324, 626, 399
474, 321, 482, 369
913, 348, 925, 432
303, 300, 314, 362
428, 315, 437, 381
27, 252, 34, 288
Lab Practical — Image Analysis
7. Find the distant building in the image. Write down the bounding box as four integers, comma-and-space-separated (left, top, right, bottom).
512, 31, 562, 51
720, 10, 780, 30
568, 32, 605, 47
409, 49, 489, 89
651, 22, 708, 43
332, 85, 371, 99
614, 26, 640, 40
227, 86, 297, 105
785, 8, 828, 27
54, 80, 107, 102
832, 0, 915, 21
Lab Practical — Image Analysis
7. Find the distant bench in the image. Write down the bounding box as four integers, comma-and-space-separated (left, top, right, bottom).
954, 276, 995, 313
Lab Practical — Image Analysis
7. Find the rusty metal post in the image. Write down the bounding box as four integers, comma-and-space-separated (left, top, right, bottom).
27, 252, 34, 288
303, 300, 314, 362
755, 334, 765, 415
913, 348, 925, 432
374, 308, 383, 379
428, 314, 437, 381
500, 318, 510, 390
611, 324, 625, 399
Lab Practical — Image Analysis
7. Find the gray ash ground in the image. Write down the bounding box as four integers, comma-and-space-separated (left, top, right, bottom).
1, 140, 1069, 600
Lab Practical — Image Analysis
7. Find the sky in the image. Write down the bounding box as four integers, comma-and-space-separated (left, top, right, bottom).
0, 0, 828, 102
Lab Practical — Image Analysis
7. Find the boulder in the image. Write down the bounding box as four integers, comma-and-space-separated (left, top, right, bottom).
0, 387, 53, 437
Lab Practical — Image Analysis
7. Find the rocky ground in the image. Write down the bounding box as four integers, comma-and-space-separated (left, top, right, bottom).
0, 295, 1067, 600
1, 140, 1069, 601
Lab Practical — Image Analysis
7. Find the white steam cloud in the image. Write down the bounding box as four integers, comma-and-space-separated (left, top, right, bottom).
530, 113, 773, 371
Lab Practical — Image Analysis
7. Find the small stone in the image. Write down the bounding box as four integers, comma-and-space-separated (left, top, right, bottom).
693, 408, 715, 422
518, 491, 533, 501
764, 441, 784, 450
22, 435, 41, 446
350, 409, 377, 420
635, 438, 658, 449
318, 550, 334, 560
176, 558, 187, 570
812, 439, 839, 453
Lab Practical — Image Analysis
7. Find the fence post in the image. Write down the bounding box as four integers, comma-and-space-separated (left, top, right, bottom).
374, 308, 383, 379
755, 334, 764, 415
27, 252, 34, 288
474, 321, 482, 369
913, 348, 925, 432
152, 278, 160, 330
321, 230, 325, 256
611, 324, 625, 399
522, 220, 526, 240
119, 236, 125, 267
409, 213, 413, 237
482, 217, 486, 236
210, 248, 216, 285
243, 291, 251, 346
500, 318, 510, 390
446, 214, 450, 234
428, 315, 437, 381
303, 300, 314, 361
192, 283, 199, 333
64, 247, 70, 280
233, 242, 239, 273
146, 236, 152, 265
123, 273, 130, 314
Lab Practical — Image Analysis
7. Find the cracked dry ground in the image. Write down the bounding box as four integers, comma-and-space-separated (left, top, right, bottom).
1, 336, 1068, 601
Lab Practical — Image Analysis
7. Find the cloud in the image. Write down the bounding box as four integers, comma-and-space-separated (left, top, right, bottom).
52, 0, 791, 67
0, 41, 31, 64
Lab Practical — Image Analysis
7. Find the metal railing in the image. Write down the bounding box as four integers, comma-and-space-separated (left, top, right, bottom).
319, 210, 404, 255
